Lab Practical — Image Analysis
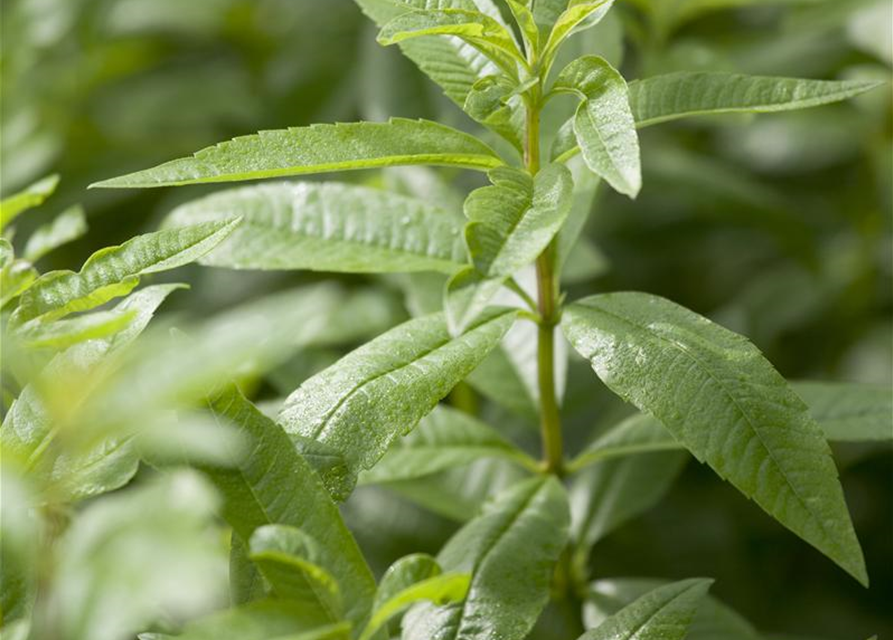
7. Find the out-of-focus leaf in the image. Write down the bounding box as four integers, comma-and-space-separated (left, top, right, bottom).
14, 309, 136, 350
562, 292, 868, 585
403, 477, 570, 640
578, 578, 713, 640
248, 525, 343, 622
585, 578, 762, 640
0, 464, 40, 626
201, 385, 377, 629
0, 239, 37, 309
39, 471, 227, 640
553, 56, 641, 197
91, 119, 504, 188
359, 405, 538, 484
543, 1, 616, 65
22, 204, 88, 263
277, 309, 517, 498
568, 413, 686, 471
0, 174, 59, 230
793, 381, 893, 442
164, 182, 467, 274
11, 220, 239, 324
465, 345, 539, 420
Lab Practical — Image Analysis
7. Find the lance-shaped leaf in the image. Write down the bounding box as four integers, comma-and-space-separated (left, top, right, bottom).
248, 525, 343, 622
23, 204, 88, 262
91, 119, 503, 188
360, 554, 470, 640
354, 0, 525, 150
446, 164, 573, 333
505, 0, 539, 54
543, 0, 615, 65
585, 578, 762, 640
562, 292, 868, 585
14, 308, 137, 350
164, 182, 467, 274
628, 72, 884, 128
11, 219, 239, 325
278, 308, 516, 497
402, 477, 570, 640
0, 239, 37, 309
578, 578, 713, 640
463, 75, 526, 153
377, 9, 522, 73
0, 174, 59, 230
150, 600, 350, 640
568, 413, 687, 471
553, 56, 641, 197
793, 381, 893, 442
201, 386, 377, 629
359, 405, 539, 484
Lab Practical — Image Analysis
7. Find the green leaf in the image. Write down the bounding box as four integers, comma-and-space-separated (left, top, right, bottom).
230, 534, 267, 606
465, 344, 539, 420
463, 75, 526, 153
361, 555, 470, 640
354, 0, 525, 150
0, 240, 37, 309
578, 578, 713, 640
402, 477, 570, 640
585, 578, 762, 640
562, 292, 868, 585
200, 385, 377, 629
628, 73, 884, 128
0, 174, 59, 230
568, 413, 687, 471
553, 56, 641, 197
91, 119, 503, 189
543, 0, 615, 65
446, 164, 573, 332
277, 308, 517, 498
164, 182, 468, 274
13, 308, 137, 350
793, 381, 893, 442
11, 220, 239, 325
506, 0, 540, 54
22, 204, 88, 263
158, 600, 350, 640
571, 449, 688, 554
248, 525, 343, 622
359, 405, 539, 484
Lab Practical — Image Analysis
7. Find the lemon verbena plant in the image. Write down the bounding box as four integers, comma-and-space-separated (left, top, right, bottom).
1, 1, 889, 640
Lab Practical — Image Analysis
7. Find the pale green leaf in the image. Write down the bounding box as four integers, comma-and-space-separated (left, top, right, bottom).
793, 381, 893, 442
585, 578, 762, 640
22, 204, 88, 262
277, 308, 517, 498
0, 240, 37, 309
91, 119, 503, 188
506, 0, 540, 53
11, 219, 239, 325
465, 344, 539, 420
200, 385, 377, 629
354, 0, 526, 149
157, 600, 350, 640
463, 75, 525, 153
13, 308, 136, 350
553, 56, 641, 197
562, 292, 868, 585
543, 0, 615, 65
164, 182, 467, 274
375, 553, 441, 608
0, 174, 59, 230
628, 73, 884, 128
248, 525, 343, 622
579, 578, 713, 640
359, 405, 539, 484
568, 413, 686, 471
402, 477, 570, 640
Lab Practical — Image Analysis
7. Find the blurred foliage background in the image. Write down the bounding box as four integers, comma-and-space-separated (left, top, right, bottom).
1, 0, 891, 638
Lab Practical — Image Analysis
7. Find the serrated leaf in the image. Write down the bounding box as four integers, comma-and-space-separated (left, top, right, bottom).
562, 292, 868, 585
585, 578, 762, 640
553, 56, 641, 197
354, 0, 525, 149
578, 578, 713, 640
277, 308, 516, 498
793, 381, 893, 442
0, 174, 59, 230
463, 75, 525, 153
361, 555, 470, 640
91, 119, 503, 188
543, 0, 615, 65
156, 600, 350, 640
402, 477, 570, 640
164, 182, 467, 274
359, 405, 539, 484
200, 385, 377, 629
11, 220, 239, 325
248, 525, 343, 622
628, 73, 883, 128
22, 204, 88, 262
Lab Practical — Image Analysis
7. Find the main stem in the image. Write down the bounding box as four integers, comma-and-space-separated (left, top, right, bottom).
526, 98, 564, 475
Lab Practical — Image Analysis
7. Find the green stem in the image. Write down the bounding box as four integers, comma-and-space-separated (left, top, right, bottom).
526, 95, 564, 476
